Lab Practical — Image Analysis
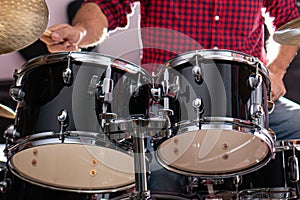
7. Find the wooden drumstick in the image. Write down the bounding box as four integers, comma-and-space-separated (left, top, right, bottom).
43, 29, 80, 51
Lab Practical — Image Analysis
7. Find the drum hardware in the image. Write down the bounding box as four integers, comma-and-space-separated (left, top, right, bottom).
99, 113, 120, 133
249, 103, 264, 120
191, 54, 204, 84
268, 100, 275, 114
248, 73, 262, 90
249, 89, 265, 125
129, 116, 170, 200
3, 125, 20, 143
9, 87, 25, 102
0, 126, 15, 194
199, 175, 241, 198
151, 87, 161, 103
288, 148, 299, 183
0, 168, 12, 194
238, 187, 298, 200
248, 65, 265, 122
100, 115, 170, 199
62, 54, 73, 85
155, 50, 275, 177
57, 109, 69, 141
286, 143, 300, 183
201, 178, 225, 186
96, 64, 114, 128
192, 98, 204, 127
130, 118, 151, 200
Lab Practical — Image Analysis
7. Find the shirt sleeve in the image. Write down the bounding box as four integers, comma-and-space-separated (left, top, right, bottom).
84, 0, 135, 31
264, 0, 300, 30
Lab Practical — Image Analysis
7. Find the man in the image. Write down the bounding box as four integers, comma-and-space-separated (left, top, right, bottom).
40, 0, 300, 139
40, 0, 300, 198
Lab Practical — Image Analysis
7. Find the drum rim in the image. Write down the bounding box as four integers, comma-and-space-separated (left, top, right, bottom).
176, 118, 275, 151
7, 131, 133, 157
14, 52, 149, 87
8, 165, 135, 193
155, 117, 275, 178
238, 187, 297, 199
275, 139, 300, 152
158, 49, 270, 84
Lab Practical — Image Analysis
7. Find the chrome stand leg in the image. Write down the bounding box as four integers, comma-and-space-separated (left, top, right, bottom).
131, 119, 150, 200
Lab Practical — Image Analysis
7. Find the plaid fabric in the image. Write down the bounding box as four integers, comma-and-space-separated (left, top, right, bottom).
86, 0, 300, 72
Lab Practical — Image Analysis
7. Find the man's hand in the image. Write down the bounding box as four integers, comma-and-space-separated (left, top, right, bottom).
268, 67, 286, 101
40, 24, 84, 53
40, 2, 109, 53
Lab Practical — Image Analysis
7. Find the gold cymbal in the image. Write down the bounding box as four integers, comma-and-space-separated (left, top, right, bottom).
0, 0, 49, 54
273, 17, 300, 46
0, 104, 15, 119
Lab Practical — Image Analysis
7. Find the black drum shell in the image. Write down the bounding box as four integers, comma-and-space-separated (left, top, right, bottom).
12, 52, 151, 137
156, 49, 271, 129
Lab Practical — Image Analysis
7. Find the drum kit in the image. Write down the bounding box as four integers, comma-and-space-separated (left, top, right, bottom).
1, 0, 300, 199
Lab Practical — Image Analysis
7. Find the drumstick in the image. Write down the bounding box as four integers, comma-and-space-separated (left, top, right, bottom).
43, 29, 80, 51
43, 29, 67, 44
43, 29, 52, 38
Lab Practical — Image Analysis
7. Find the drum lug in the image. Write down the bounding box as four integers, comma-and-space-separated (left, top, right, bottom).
9, 87, 25, 101
63, 54, 73, 85
151, 87, 161, 102
288, 148, 299, 182
0, 177, 11, 194
192, 65, 203, 84
98, 113, 117, 133
248, 74, 262, 90
250, 103, 264, 119
99, 78, 114, 103
268, 100, 275, 114
63, 67, 72, 85
57, 109, 69, 141
192, 98, 204, 123
3, 124, 20, 142
192, 54, 204, 84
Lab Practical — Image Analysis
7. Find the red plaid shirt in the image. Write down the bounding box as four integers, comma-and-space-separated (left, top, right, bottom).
86, 0, 299, 72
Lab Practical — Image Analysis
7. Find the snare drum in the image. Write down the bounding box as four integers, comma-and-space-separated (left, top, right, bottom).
7, 52, 151, 193
155, 50, 274, 177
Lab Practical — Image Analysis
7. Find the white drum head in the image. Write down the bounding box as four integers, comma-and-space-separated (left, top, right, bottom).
156, 129, 270, 177
8, 134, 135, 192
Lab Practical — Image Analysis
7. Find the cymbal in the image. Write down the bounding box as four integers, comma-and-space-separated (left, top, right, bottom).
0, 104, 15, 119
0, 0, 49, 54
273, 17, 300, 46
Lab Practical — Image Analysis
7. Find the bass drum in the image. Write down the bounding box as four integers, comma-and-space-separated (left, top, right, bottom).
7, 52, 151, 194
238, 140, 300, 199
155, 50, 275, 177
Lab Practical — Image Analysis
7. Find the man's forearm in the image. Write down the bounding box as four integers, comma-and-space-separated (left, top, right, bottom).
267, 42, 299, 77
72, 2, 109, 48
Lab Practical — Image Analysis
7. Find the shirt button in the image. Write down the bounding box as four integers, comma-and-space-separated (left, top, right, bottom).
214, 15, 220, 21
213, 46, 218, 50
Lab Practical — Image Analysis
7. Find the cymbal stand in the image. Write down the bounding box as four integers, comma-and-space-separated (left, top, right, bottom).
0, 125, 19, 193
